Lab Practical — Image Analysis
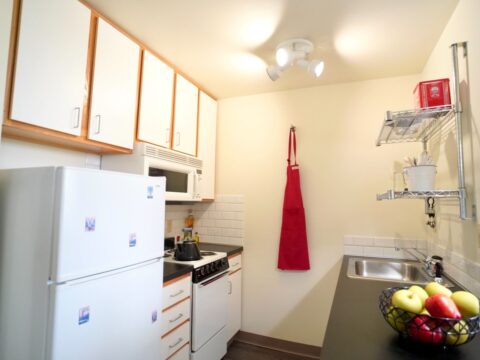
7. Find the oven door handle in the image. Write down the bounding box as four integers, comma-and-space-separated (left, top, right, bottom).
198, 271, 228, 287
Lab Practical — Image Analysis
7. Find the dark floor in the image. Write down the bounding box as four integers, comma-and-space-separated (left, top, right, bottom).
224, 341, 314, 360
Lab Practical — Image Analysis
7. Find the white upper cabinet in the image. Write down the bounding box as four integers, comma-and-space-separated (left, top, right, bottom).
88, 19, 140, 149
172, 74, 198, 156
197, 92, 217, 200
10, 0, 90, 135
137, 50, 174, 147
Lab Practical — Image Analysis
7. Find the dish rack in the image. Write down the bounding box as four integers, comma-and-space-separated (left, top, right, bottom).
375, 42, 472, 223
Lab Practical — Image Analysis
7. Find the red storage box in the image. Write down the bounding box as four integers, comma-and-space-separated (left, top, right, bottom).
413, 78, 451, 108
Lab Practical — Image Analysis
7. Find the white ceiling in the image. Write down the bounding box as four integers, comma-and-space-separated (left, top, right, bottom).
85, 0, 459, 99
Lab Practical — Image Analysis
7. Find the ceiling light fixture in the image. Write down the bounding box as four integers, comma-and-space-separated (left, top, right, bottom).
266, 38, 324, 81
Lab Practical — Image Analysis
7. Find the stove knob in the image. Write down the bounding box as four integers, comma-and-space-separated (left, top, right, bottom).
200, 268, 205, 276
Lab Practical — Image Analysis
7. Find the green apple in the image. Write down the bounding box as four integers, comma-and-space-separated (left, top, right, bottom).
409, 285, 429, 306
392, 289, 423, 314
420, 308, 431, 316
386, 306, 411, 332
451, 291, 480, 318
446, 320, 469, 345
425, 282, 452, 297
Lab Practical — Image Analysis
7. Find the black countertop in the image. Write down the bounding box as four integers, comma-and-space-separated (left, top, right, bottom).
198, 242, 243, 257
321, 256, 480, 360
163, 262, 193, 283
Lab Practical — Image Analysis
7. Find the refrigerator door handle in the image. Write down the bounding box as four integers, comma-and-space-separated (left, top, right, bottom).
55, 258, 162, 286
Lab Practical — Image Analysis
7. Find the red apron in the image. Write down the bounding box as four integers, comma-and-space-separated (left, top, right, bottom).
277, 128, 310, 270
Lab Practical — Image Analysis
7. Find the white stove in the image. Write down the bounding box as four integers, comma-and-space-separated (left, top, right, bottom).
164, 249, 229, 360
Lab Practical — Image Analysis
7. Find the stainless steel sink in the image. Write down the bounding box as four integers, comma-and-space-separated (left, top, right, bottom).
346, 257, 453, 287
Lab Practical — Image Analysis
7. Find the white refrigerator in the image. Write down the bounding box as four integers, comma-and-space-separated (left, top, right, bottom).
0, 167, 165, 360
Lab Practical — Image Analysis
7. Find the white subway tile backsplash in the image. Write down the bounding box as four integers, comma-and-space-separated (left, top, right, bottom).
363, 246, 383, 258
374, 236, 395, 247
343, 236, 356, 246
344, 246, 364, 256
353, 236, 374, 246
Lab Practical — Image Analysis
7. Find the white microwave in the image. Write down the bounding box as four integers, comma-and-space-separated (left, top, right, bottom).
102, 143, 203, 202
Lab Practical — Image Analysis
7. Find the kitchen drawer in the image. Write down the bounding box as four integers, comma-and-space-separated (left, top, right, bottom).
166, 342, 189, 360
161, 297, 190, 336
161, 320, 190, 359
228, 254, 242, 274
163, 275, 191, 310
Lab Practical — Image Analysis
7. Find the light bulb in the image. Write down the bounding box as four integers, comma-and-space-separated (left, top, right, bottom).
275, 47, 289, 67
266, 65, 281, 81
309, 60, 324, 78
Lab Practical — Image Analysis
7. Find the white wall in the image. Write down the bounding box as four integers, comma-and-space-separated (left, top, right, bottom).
420, 0, 480, 287
216, 74, 427, 346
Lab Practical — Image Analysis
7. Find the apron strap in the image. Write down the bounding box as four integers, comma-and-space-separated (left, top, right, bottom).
287, 127, 297, 166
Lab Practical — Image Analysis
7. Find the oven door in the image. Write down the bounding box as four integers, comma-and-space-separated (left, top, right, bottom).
191, 271, 228, 351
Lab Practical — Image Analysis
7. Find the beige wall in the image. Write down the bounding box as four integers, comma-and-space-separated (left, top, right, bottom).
421, 0, 480, 259
216, 74, 429, 346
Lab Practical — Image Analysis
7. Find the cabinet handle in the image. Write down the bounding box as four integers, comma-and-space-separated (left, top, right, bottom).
169, 337, 183, 349
169, 313, 184, 323
175, 132, 180, 146
231, 262, 239, 267
165, 128, 170, 144
169, 289, 184, 298
95, 115, 101, 134
73, 107, 81, 128
228, 280, 232, 295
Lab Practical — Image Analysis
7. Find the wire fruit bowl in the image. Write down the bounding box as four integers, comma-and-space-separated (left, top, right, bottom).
379, 286, 480, 347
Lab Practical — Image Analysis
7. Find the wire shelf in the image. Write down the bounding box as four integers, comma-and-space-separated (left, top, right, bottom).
376, 105, 455, 146
376, 189, 461, 201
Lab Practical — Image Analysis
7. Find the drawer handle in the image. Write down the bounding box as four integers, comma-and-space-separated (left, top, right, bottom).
169, 289, 184, 298
169, 313, 184, 323
169, 337, 183, 349
231, 262, 239, 267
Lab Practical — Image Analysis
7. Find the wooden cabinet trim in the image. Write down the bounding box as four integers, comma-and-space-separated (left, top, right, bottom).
133, 49, 144, 140
4, 0, 21, 124
161, 319, 190, 339
78, 0, 216, 100
165, 341, 190, 360
163, 272, 191, 287
229, 268, 242, 276
228, 252, 242, 260
3, 2, 131, 154
162, 296, 190, 313
169, 73, 177, 149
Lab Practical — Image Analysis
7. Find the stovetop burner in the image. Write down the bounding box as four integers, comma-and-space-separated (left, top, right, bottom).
200, 251, 216, 256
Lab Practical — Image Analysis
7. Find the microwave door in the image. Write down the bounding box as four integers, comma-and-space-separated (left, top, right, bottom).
148, 166, 195, 201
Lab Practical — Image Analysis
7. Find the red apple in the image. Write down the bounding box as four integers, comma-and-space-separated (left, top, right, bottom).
425, 294, 461, 319
408, 315, 445, 344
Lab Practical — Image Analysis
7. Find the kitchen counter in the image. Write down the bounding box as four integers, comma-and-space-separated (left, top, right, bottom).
199, 242, 243, 257
321, 256, 480, 360
163, 262, 193, 283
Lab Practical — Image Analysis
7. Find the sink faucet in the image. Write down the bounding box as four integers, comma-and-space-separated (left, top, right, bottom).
402, 248, 444, 281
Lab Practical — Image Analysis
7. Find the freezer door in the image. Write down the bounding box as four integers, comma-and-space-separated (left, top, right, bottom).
52, 167, 165, 282
47, 259, 163, 360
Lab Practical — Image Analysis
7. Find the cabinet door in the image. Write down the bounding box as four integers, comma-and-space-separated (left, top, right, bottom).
227, 269, 242, 341
88, 19, 139, 149
172, 74, 198, 155
197, 92, 217, 199
10, 0, 90, 135
137, 50, 174, 147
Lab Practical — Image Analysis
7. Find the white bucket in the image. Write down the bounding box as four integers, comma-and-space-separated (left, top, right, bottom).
403, 165, 436, 191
